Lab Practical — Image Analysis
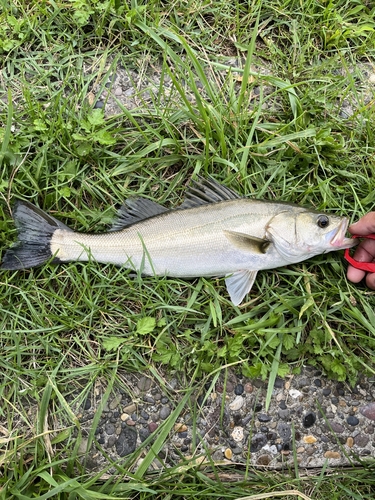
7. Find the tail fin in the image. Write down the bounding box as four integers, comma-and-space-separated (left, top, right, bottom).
1, 200, 71, 270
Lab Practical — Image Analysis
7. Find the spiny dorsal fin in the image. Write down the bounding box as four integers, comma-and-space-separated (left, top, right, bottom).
111, 198, 168, 230
223, 230, 271, 254
179, 176, 241, 209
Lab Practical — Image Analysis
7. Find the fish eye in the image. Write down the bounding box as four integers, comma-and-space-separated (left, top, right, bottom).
317, 215, 329, 228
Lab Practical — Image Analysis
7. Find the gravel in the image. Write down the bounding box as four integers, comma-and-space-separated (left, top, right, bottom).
70, 366, 375, 472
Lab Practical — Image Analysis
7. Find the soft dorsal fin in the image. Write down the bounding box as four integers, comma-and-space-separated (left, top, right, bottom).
111, 197, 167, 230
179, 176, 241, 209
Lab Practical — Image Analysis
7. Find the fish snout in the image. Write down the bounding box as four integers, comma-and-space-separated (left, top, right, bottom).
330, 218, 358, 249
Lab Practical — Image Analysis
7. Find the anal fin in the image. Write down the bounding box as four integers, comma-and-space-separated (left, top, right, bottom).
225, 270, 258, 306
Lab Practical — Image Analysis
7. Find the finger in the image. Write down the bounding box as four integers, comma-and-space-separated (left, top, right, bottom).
349, 212, 375, 236
347, 265, 366, 283
351, 239, 375, 262
366, 273, 375, 289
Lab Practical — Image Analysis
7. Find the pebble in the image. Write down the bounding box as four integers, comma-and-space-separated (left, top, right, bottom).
231, 427, 244, 442
347, 416, 360, 426
114, 86, 123, 96
234, 384, 244, 395
160, 406, 171, 420
354, 434, 369, 447
257, 454, 271, 465
289, 389, 302, 399
346, 436, 354, 448
257, 413, 271, 423
229, 395, 244, 411
94, 100, 104, 109
303, 412, 316, 428
277, 422, 291, 441
137, 376, 152, 391
123, 403, 137, 414
115, 427, 137, 457
174, 423, 188, 433
224, 448, 233, 460
148, 422, 158, 433
250, 433, 267, 452
109, 395, 122, 410
360, 402, 375, 421
303, 435, 317, 444
329, 421, 345, 433
244, 383, 253, 393
324, 451, 341, 459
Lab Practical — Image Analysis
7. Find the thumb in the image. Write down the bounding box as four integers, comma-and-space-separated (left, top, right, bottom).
349, 212, 375, 236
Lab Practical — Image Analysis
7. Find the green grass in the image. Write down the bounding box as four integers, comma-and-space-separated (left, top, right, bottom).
1, 0, 375, 497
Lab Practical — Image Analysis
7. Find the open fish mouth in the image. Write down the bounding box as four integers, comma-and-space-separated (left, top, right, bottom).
330, 218, 358, 249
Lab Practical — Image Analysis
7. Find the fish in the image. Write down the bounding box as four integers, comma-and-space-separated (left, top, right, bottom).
1, 177, 356, 305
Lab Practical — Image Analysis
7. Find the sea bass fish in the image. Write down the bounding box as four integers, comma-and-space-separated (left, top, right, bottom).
1, 178, 356, 305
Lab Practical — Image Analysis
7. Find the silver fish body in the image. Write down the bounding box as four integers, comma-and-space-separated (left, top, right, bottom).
1, 178, 356, 305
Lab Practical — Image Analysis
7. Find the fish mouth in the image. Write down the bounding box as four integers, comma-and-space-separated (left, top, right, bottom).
330, 218, 358, 249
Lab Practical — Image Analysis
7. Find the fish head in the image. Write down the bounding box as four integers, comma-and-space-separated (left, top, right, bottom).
266, 209, 357, 263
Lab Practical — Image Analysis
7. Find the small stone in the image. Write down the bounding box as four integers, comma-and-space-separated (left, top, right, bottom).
126, 419, 136, 426
114, 86, 123, 96
254, 402, 262, 412
329, 421, 345, 433
262, 444, 278, 455
360, 403, 375, 421
274, 378, 284, 389
277, 422, 291, 441
234, 383, 244, 395
109, 394, 122, 410
354, 433, 369, 447
347, 416, 360, 426
115, 427, 137, 457
231, 426, 244, 442
289, 389, 302, 399
278, 408, 290, 420
148, 422, 158, 433
257, 413, 271, 423
139, 428, 150, 442
224, 448, 233, 460
324, 451, 341, 459
94, 100, 104, 109
323, 388, 331, 396
123, 403, 137, 414
137, 376, 152, 391
143, 396, 155, 404
105, 423, 115, 435
140, 410, 149, 420
174, 423, 188, 433
250, 432, 267, 452
297, 446, 305, 453
229, 395, 244, 411
160, 406, 171, 420
314, 379, 322, 387
346, 436, 354, 448
303, 435, 317, 444
244, 383, 253, 393
257, 454, 271, 465
303, 412, 316, 428
279, 400, 287, 410
107, 435, 116, 447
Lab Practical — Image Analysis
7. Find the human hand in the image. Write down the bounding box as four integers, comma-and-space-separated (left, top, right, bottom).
346, 212, 375, 289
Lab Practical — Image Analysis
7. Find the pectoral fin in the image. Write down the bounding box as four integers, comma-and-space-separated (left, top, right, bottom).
223, 230, 271, 254
225, 270, 258, 306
